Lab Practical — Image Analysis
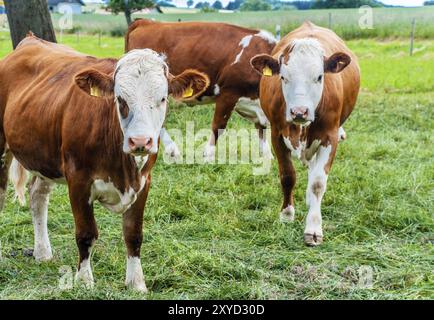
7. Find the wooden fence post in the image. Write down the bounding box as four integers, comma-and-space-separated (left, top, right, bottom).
410, 18, 416, 56
328, 12, 332, 29
276, 24, 281, 41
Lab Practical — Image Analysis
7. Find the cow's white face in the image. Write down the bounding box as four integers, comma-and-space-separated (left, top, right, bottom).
75, 50, 210, 156
250, 38, 351, 125
279, 39, 325, 124
114, 49, 168, 155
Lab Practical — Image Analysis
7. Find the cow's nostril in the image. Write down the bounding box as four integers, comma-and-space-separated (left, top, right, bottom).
128, 138, 136, 149
145, 138, 153, 149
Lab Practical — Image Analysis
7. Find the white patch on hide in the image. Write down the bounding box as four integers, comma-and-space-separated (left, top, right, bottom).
89, 177, 147, 214
234, 98, 269, 127
256, 30, 277, 44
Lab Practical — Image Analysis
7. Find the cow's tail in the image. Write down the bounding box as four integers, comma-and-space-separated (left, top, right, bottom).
9, 158, 28, 206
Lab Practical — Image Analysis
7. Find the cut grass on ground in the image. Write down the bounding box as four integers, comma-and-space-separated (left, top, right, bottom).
0, 36, 432, 299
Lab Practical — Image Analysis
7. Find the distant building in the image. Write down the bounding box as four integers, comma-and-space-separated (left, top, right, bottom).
48, 0, 85, 15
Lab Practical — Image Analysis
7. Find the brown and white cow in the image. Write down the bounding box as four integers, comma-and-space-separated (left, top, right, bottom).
250, 22, 360, 246
126, 19, 277, 161
0, 34, 209, 291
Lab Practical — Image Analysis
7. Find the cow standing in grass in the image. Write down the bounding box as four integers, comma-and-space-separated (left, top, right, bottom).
250, 22, 360, 245
0, 34, 209, 291
126, 19, 277, 161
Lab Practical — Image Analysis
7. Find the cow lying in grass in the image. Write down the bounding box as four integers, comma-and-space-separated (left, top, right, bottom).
251, 22, 360, 246
0, 34, 209, 292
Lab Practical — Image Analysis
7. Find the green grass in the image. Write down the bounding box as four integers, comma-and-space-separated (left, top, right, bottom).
49, 6, 434, 40
0, 30, 433, 299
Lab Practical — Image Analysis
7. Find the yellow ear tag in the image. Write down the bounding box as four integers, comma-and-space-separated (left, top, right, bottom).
182, 85, 193, 98
90, 86, 101, 97
263, 66, 273, 77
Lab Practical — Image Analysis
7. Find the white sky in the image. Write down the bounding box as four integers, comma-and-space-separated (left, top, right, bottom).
171, 0, 425, 8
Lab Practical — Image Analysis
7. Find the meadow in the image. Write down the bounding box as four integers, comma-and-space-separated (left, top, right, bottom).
49, 6, 434, 39
0, 9, 433, 299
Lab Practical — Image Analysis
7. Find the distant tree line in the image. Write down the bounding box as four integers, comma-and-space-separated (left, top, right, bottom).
193, 0, 387, 12
423, 0, 434, 5
311, 0, 383, 8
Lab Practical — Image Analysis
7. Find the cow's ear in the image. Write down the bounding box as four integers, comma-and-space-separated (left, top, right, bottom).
169, 69, 210, 100
250, 54, 280, 77
75, 69, 114, 98
324, 52, 351, 73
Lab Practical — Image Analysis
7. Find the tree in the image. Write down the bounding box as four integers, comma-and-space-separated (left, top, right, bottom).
4, 0, 56, 49
424, 1, 434, 5
195, 1, 204, 8
225, 0, 244, 10
240, 0, 271, 11
289, 1, 314, 10
200, 2, 216, 11
187, 0, 194, 8
312, 0, 383, 9
106, 0, 155, 26
212, 0, 223, 9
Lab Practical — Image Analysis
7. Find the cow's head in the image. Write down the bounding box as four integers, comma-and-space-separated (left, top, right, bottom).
251, 38, 351, 125
75, 49, 209, 155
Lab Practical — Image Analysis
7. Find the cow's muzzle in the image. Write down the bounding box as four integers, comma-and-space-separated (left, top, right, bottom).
289, 107, 309, 124
128, 136, 154, 155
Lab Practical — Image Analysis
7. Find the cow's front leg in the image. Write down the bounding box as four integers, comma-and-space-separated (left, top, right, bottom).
68, 178, 98, 289
271, 130, 297, 223
123, 175, 150, 293
203, 92, 239, 163
29, 177, 54, 261
304, 139, 337, 246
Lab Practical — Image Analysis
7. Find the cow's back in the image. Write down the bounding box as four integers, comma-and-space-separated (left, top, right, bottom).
126, 20, 276, 98
273, 22, 360, 125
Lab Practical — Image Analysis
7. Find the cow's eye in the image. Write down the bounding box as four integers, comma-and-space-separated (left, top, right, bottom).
317, 75, 323, 83
161, 97, 166, 103
117, 97, 129, 119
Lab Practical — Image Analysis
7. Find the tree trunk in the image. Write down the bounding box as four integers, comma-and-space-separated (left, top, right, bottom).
124, 7, 132, 26
4, 0, 56, 49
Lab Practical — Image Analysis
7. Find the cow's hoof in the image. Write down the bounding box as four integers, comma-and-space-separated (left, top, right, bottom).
279, 206, 295, 223
203, 145, 216, 163
262, 149, 274, 160
126, 281, 148, 294
164, 142, 181, 160
304, 233, 323, 246
125, 256, 147, 293
75, 264, 94, 289
33, 246, 53, 262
